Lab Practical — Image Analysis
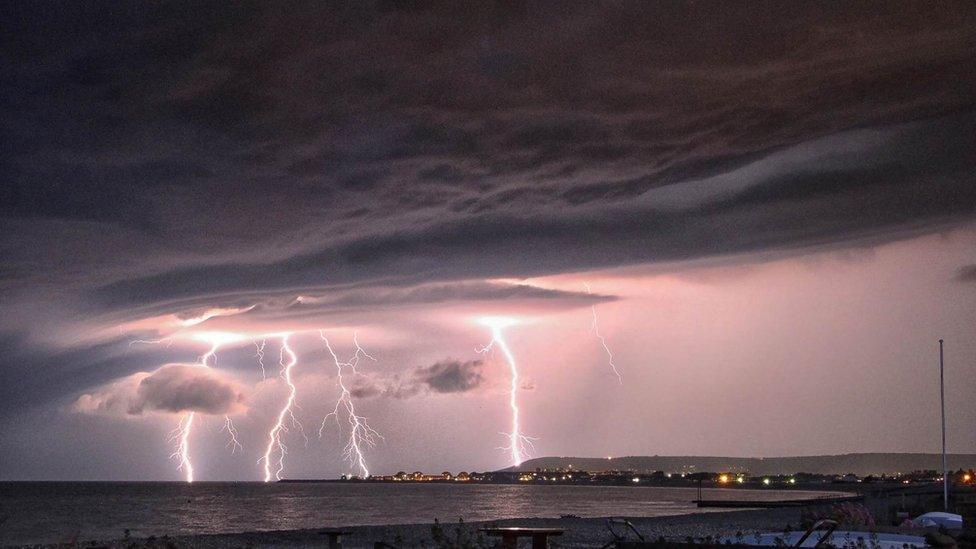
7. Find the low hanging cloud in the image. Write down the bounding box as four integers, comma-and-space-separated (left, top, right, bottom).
956, 265, 976, 283
414, 359, 485, 394
349, 359, 487, 399
74, 363, 248, 417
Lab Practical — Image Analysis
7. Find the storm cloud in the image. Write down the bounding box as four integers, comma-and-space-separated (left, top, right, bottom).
2, 2, 975, 322
75, 363, 248, 416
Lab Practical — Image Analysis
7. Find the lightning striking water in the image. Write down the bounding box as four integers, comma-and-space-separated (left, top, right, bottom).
584, 282, 622, 384
318, 331, 381, 478
168, 412, 195, 482
134, 332, 246, 482
261, 334, 303, 482
477, 317, 535, 467
198, 337, 248, 466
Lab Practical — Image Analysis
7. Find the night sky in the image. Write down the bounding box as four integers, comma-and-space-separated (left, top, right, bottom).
2, 2, 975, 480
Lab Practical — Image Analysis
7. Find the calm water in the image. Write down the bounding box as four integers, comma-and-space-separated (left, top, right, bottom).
0, 482, 838, 545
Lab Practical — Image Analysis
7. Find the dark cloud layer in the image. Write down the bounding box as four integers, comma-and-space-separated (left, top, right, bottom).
73, 111, 976, 315
2, 3, 975, 312
1, 3, 976, 423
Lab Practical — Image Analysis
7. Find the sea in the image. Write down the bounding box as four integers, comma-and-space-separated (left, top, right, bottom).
0, 482, 837, 546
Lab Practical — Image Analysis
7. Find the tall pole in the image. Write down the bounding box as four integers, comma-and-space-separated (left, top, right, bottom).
939, 339, 948, 511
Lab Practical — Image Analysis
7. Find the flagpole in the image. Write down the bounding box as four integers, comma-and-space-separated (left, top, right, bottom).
940, 339, 948, 511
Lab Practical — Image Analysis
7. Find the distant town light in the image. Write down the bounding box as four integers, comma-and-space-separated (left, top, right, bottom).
736, 476, 744, 484
964, 473, 972, 482
632, 477, 640, 483
763, 478, 771, 486
718, 474, 729, 484
789, 478, 796, 484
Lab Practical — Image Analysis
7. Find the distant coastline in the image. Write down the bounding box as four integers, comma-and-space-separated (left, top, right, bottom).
505, 453, 976, 476
279, 452, 976, 484
276, 452, 975, 494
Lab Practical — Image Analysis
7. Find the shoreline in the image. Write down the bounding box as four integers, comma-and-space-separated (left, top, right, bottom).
20, 507, 811, 548
8, 484, 924, 548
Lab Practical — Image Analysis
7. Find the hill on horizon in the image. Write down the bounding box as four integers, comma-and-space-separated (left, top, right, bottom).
503, 453, 976, 476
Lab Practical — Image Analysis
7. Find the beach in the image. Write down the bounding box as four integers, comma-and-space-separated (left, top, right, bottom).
2, 482, 852, 547
15, 507, 844, 549
4, 482, 944, 548
46, 507, 804, 548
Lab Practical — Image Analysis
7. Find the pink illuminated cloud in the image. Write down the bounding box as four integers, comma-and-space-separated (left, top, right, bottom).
75, 363, 249, 417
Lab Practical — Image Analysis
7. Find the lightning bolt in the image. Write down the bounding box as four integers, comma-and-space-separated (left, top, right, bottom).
152, 333, 246, 482
254, 339, 268, 380
201, 338, 247, 462
477, 317, 535, 467
168, 412, 195, 482
127, 336, 175, 349
584, 282, 622, 384
128, 335, 202, 481
261, 333, 305, 482
221, 416, 243, 454
318, 331, 381, 478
